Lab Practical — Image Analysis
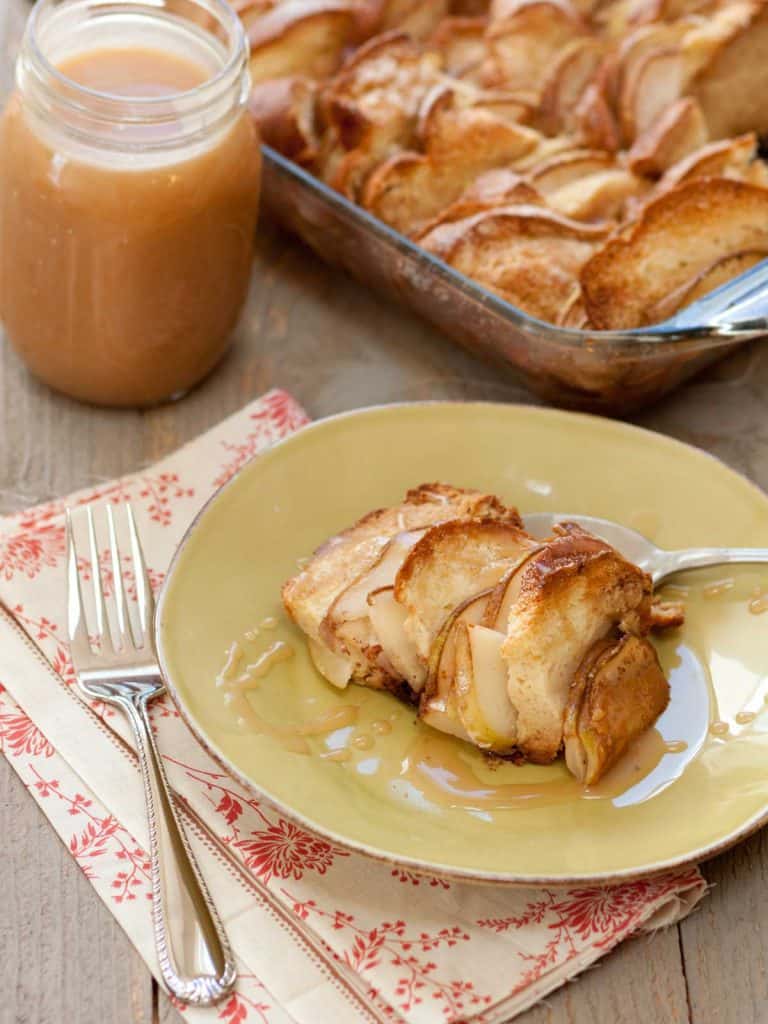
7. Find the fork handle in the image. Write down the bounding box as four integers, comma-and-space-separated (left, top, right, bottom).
655, 547, 768, 583
122, 694, 236, 1006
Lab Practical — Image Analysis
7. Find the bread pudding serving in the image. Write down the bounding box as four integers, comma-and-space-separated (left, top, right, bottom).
241, 0, 768, 330
283, 484, 679, 784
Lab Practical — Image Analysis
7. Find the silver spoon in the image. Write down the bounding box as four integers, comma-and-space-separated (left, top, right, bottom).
523, 512, 768, 585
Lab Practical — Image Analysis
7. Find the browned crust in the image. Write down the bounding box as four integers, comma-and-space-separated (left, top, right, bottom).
568, 634, 670, 784
690, 1, 768, 138
414, 171, 543, 238
489, 0, 586, 33
573, 80, 621, 152
580, 177, 768, 330
658, 132, 757, 191
394, 514, 530, 598
644, 248, 768, 323
282, 482, 514, 619
650, 597, 686, 631
429, 15, 487, 72
249, 75, 318, 163
403, 481, 518, 520
419, 202, 611, 262
247, 1, 354, 52
516, 528, 652, 628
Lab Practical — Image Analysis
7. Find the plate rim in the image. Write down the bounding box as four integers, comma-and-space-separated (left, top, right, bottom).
156, 400, 768, 885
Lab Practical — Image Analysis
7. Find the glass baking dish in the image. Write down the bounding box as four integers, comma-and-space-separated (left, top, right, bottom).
261, 145, 768, 414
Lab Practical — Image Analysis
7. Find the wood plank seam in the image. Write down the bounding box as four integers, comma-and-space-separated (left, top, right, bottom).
676, 925, 694, 1024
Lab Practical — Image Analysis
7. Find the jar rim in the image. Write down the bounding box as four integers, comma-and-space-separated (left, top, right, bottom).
23, 0, 249, 117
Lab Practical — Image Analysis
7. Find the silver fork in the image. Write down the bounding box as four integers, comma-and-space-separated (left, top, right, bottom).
66, 502, 236, 1006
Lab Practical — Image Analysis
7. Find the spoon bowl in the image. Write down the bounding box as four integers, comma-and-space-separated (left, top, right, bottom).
523, 512, 768, 584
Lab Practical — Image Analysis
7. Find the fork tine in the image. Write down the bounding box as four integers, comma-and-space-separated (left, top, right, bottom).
66, 509, 93, 663
86, 505, 111, 651
106, 504, 136, 651
126, 502, 153, 646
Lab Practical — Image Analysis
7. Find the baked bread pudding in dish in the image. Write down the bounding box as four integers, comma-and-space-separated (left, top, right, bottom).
282, 484, 680, 784
241, 0, 768, 329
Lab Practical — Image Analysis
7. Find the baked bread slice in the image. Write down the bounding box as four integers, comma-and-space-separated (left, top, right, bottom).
500, 523, 652, 762
581, 177, 768, 329
318, 32, 444, 197
420, 203, 610, 322
248, 75, 319, 165
282, 484, 517, 690
362, 86, 541, 233
564, 632, 669, 783
245, 0, 356, 83
689, 1, 768, 138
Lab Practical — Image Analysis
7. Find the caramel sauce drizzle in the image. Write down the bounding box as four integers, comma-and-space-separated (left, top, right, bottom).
665, 740, 688, 753
221, 641, 294, 690
352, 733, 374, 750
323, 749, 351, 763
399, 728, 684, 811
704, 578, 735, 599
244, 615, 281, 642
231, 699, 360, 755
735, 711, 757, 725
216, 641, 243, 686
298, 706, 359, 735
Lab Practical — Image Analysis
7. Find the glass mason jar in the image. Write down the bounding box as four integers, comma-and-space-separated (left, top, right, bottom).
0, 0, 261, 407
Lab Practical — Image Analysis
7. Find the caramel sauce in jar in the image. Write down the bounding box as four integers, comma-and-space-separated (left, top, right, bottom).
0, 0, 260, 407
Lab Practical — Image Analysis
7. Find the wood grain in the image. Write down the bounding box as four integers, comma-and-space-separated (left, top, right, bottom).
0, 752, 154, 1024
522, 928, 691, 1024
680, 832, 768, 1024
2, 0, 768, 1021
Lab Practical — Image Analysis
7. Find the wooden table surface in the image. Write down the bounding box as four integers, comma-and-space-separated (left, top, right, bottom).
2, 3, 768, 1022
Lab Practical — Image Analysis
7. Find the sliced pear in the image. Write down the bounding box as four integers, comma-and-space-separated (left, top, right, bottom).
626, 97, 708, 177
529, 150, 614, 194
321, 528, 426, 657
246, 3, 355, 84
645, 249, 767, 324
482, 545, 544, 629
619, 47, 684, 144
538, 37, 605, 134
581, 178, 768, 330
562, 634, 616, 778
308, 638, 354, 689
564, 633, 670, 784
418, 699, 473, 741
419, 589, 492, 742
367, 586, 424, 688
395, 517, 537, 666
454, 623, 518, 751
548, 169, 646, 223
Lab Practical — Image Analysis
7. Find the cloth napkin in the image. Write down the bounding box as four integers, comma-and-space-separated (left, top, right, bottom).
0, 389, 705, 1024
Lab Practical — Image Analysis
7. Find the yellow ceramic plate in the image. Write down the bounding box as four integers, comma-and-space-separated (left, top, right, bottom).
156, 403, 768, 884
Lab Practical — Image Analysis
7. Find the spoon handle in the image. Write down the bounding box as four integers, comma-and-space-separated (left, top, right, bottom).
655, 547, 768, 583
